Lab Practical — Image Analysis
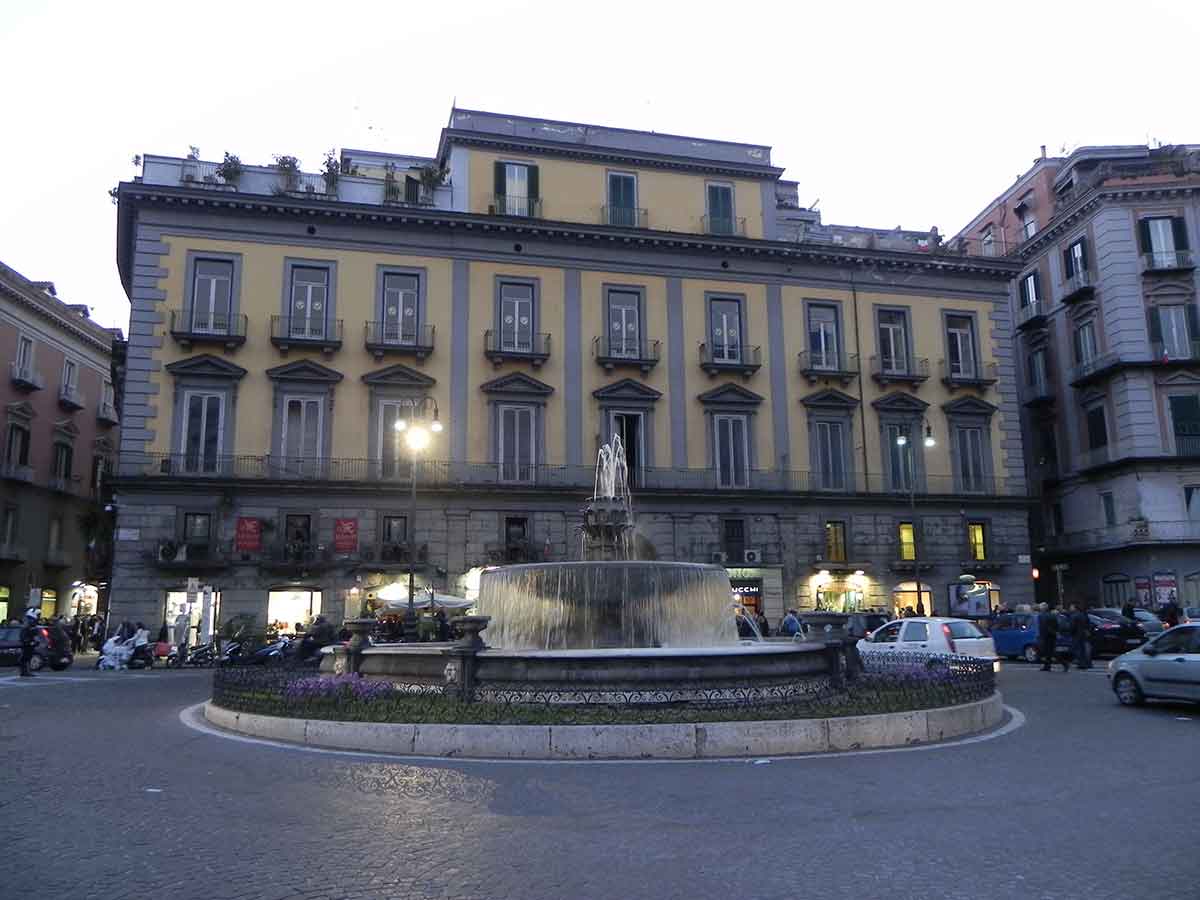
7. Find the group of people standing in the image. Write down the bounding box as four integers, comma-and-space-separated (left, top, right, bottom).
1035, 602, 1094, 671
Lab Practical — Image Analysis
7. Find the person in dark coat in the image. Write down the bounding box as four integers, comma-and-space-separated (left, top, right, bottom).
1069, 603, 1092, 670
1162, 597, 1182, 628
1120, 599, 1136, 621
754, 610, 770, 638
1037, 603, 1067, 671
19, 612, 39, 677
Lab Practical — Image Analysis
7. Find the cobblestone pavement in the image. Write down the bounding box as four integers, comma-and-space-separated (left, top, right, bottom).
0, 663, 1194, 900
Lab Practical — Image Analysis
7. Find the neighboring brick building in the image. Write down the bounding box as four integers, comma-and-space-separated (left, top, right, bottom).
0, 261, 123, 621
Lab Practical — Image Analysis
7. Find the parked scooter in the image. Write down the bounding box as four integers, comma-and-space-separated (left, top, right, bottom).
166, 641, 217, 668
249, 635, 292, 666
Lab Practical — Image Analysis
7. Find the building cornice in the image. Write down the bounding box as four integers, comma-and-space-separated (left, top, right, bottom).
115, 183, 1021, 287
0, 270, 115, 356
436, 129, 784, 181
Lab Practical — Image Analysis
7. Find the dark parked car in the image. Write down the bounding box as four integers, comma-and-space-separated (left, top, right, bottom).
0, 624, 74, 672
1087, 613, 1145, 657
1094, 608, 1163, 638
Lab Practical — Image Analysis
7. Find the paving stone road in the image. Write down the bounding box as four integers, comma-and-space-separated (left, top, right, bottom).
0, 662, 1194, 900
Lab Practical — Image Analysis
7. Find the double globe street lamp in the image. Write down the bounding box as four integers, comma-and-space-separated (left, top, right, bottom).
393, 397, 443, 637
896, 422, 935, 615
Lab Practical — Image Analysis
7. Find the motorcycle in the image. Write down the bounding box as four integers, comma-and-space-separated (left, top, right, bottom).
166, 641, 217, 668
249, 635, 292, 666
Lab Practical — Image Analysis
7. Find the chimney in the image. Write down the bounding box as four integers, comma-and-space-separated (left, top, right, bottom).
1040, 145, 1047, 159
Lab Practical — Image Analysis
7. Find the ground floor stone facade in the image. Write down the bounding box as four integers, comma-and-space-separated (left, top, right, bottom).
1035, 544, 1200, 611
107, 481, 1035, 633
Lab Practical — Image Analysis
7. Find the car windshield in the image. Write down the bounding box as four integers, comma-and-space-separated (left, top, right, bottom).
945, 621, 984, 639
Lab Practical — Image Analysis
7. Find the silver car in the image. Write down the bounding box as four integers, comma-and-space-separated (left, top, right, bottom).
1108, 625, 1200, 706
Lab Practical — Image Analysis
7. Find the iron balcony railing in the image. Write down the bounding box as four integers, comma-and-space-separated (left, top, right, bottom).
48, 474, 78, 494
484, 329, 551, 363
9, 362, 45, 391
869, 355, 930, 382
601, 206, 647, 228
1015, 301, 1046, 330
1024, 378, 1055, 406
1175, 434, 1200, 457
58, 384, 85, 410
1150, 340, 1200, 362
1045, 519, 1200, 553
0, 461, 34, 483
0, 542, 28, 562
364, 322, 435, 356
1078, 445, 1111, 471
491, 194, 542, 218
702, 215, 747, 236
116, 453, 1027, 497
269, 315, 344, 351
44, 547, 71, 568
180, 159, 236, 189
169, 309, 249, 347
798, 350, 859, 377
940, 360, 999, 387
699, 343, 762, 374
1060, 270, 1095, 303
97, 401, 120, 425
1142, 250, 1195, 273
1069, 351, 1119, 386
593, 335, 661, 370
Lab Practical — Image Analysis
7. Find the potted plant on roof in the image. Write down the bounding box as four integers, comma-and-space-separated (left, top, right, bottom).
322, 149, 339, 195
216, 152, 243, 188
272, 154, 300, 194
417, 163, 446, 205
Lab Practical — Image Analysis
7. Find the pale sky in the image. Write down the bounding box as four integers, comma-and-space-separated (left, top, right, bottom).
2, 0, 1197, 330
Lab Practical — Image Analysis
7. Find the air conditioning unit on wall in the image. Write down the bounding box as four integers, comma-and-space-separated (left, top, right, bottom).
710, 551, 728, 564
743, 548, 762, 565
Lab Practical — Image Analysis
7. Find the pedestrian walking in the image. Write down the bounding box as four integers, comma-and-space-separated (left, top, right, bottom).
1037, 603, 1067, 671
1069, 603, 1092, 670
19, 611, 39, 677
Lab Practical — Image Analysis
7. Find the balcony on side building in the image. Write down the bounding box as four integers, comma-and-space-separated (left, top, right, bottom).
1069, 351, 1120, 387
44, 547, 71, 569
364, 322, 435, 361
869, 355, 930, 386
601, 206, 647, 228
58, 384, 85, 412
700, 343, 762, 378
9, 362, 45, 391
940, 360, 998, 389
269, 316, 343, 355
490, 194, 542, 218
702, 215, 747, 237
1015, 301, 1047, 332
47, 474, 79, 494
1150, 340, 1200, 364
1060, 270, 1096, 304
1141, 250, 1195, 274
1023, 378, 1056, 408
168, 309, 248, 350
97, 401, 120, 426
1077, 445, 1111, 472
798, 350, 859, 386
262, 541, 335, 574
0, 461, 34, 483
593, 335, 660, 373
484, 329, 551, 367
0, 542, 28, 563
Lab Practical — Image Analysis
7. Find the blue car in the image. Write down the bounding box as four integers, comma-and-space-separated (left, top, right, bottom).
990, 612, 1072, 663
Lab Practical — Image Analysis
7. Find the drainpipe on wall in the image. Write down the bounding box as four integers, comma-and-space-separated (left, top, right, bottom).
850, 269, 870, 487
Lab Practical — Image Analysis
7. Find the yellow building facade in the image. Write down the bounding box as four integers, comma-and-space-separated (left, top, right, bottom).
111, 108, 1031, 633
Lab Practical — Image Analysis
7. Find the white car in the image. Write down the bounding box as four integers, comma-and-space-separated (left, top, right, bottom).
857, 617, 998, 662
1108, 624, 1200, 706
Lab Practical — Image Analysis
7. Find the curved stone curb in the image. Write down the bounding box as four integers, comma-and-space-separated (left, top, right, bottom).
204, 691, 1003, 760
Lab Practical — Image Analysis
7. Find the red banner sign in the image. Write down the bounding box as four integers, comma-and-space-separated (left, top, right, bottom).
235, 517, 262, 552
334, 518, 358, 553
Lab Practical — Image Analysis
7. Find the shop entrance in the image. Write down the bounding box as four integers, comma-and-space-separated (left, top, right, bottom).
892, 581, 933, 617
267, 589, 322, 635
730, 577, 763, 614
163, 589, 221, 644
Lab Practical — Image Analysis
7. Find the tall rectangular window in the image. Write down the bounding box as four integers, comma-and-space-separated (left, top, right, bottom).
957, 426, 986, 492
282, 397, 322, 464
722, 518, 746, 561
192, 260, 233, 333
1019, 272, 1040, 309
714, 414, 749, 488
709, 297, 743, 363
1, 506, 17, 546
1028, 349, 1048, 393
1085, 404, 1108, 450
607, 172, 638, 227
606, 290, 641, 358
878, 310, 908, 374
4, 424, 29, 466
1158, 306, 1192, 359
499, 283, 534, 353
62, 359, 77, 392
1021, 211, 1037, 241
706, 183, 734, 234
499, 404, 535, 483
382, 515, 407, 545
379, 401, 418, 478
981, 228, 995, 257
1141, 216, 1188, 268
1101, 492, 1116, 527
102, 381, 115, 408
289, 267, 328, 339
898, 522, 916, 561
1185, 486, 1200, 522
1074, 321, 1098, 365
814, 420, 847, 490
885, 423, 914, 491
1169, 394, 1200, 456
1064, 238, 1088, 279
946, 315, 977, 378
498, 163, 537, 216
48, 517, 62, 552
52, 443, 73, 480
824, 521, 847, 562
610, 412, 643, 486
381, 273, 420, 345
182, 392, 224, 473
183, 513, 211, 545
16, 336, 33, 371
967, 522, 987, 561
808, 304, 840, 370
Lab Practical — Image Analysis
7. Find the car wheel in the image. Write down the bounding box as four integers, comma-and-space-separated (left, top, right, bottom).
50, 656, 73, 671
1023, 644, 1039, 664
28, 654, 44, 672
1113, 673, 1145, 706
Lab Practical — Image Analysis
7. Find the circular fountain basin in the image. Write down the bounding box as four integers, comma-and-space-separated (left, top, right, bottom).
476, 560, 738, 651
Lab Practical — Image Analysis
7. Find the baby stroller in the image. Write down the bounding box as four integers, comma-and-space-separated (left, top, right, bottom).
96, 635, 133, 670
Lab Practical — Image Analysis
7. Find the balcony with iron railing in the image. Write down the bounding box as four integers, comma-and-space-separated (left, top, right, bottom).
940, 360, 998, 389
44, 547, 70, 568
48, 473, 79, 494
1077, 445, 1112, 471
484, 329, 551, 367
0, 542, 28, 563
97, 400, 120, 426
0, 461, 34, 483
702, 215, 747, 237
490, 194, 542, 218
364, 322, 435, 361
699, 343, 762, 377
179, 159, 238, 190
115, 452, 1028, 498
1023, 377, 1056, 408
9, 362, 45, 391
1060, 270, 1096, 304
593, 335, 660, 372
798, 351, 859, 385
1142, 250, 1195, 274
601, 206, 647, 228
1015, 301, 1047, 332
869, 355, 930, 385
269, 316, 343, 355
1069, 351, 1121, 386
1174, 433, 1200, 457
169, 309, 248, 350
58, 383, 85, 411
1150, 340, 1200, 363
1044, 519, 1200, 554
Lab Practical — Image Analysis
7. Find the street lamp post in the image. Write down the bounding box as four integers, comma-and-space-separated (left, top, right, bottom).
393, 397, 443, 640
897, 421, 936, 615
